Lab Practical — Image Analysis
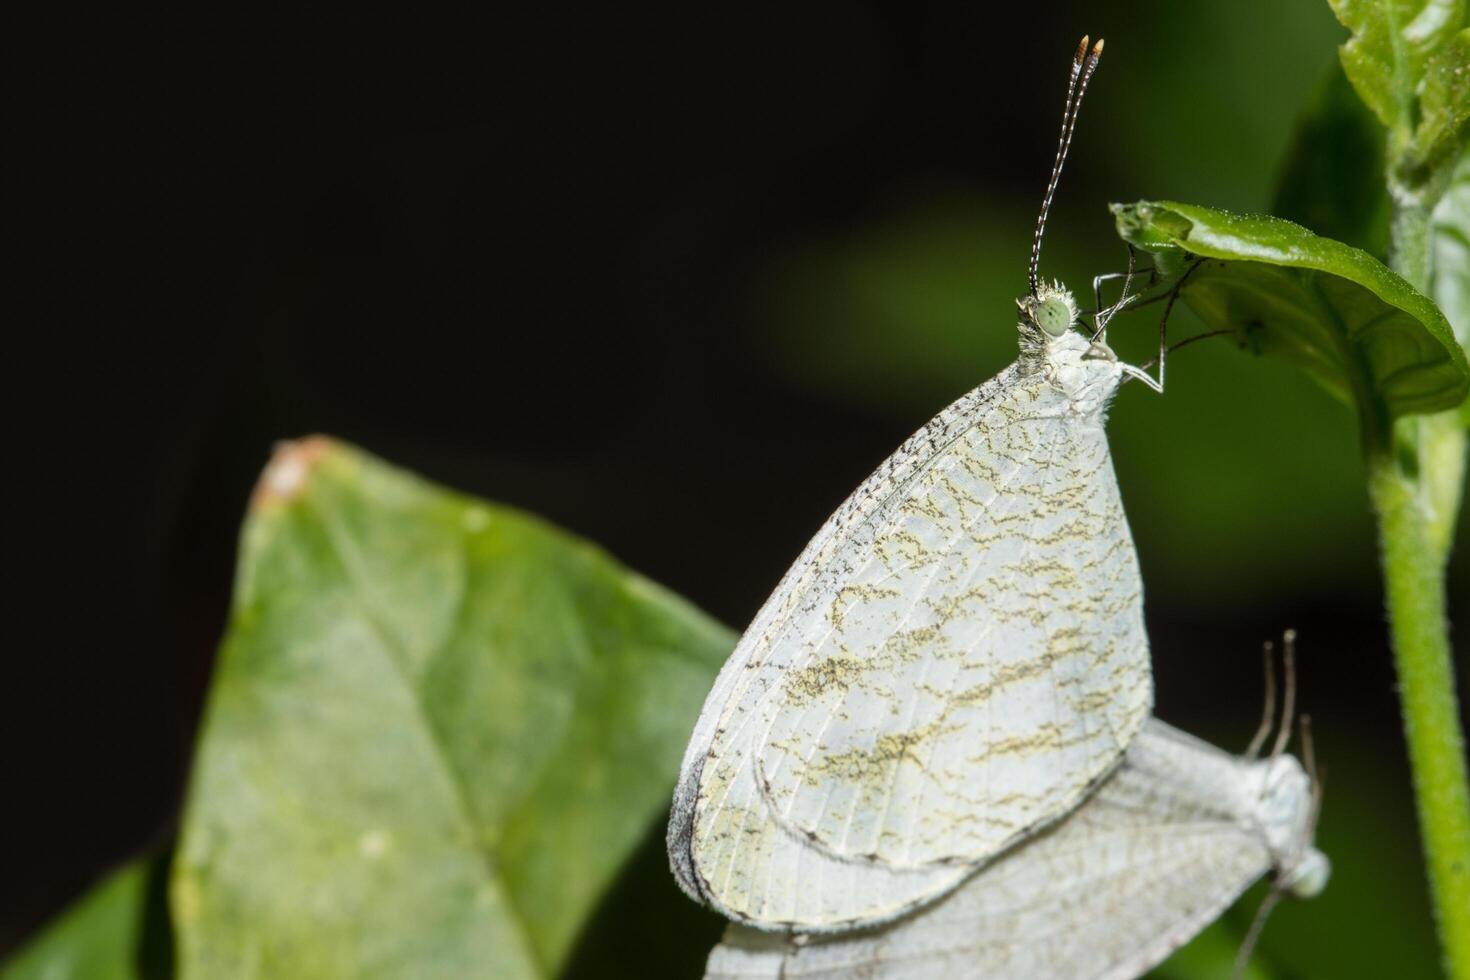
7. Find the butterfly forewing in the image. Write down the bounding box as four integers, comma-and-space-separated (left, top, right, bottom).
692, 366, 1149, 880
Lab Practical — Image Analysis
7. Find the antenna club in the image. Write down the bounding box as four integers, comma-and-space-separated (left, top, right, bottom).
1092, 38, 1105, 57
1073, 35, 1089, 64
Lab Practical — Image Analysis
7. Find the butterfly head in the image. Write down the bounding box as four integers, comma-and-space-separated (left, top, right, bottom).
1253, 754, 1332, 899
1017, 281, 1123, 410
1282, 845, 1331, 899
1020, 281, 1079, 340
1017, 281, 1079, 357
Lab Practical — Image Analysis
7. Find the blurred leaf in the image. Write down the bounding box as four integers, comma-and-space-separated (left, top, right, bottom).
1112, 200, 1469, 441
1273, 63, 1391, 255
2, 857, 172, 980
1328, 0, 1465, 168
170, 437, 734, 979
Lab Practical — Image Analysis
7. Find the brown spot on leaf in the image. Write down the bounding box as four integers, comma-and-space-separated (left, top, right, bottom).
250, 435, 337, 510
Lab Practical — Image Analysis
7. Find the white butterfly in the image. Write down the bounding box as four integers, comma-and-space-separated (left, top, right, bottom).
668, 36, 1166, 930
704, 715, 1330, 980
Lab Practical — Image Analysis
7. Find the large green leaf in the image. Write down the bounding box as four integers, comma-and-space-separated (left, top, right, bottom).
1112, 200, 1469, 440
170, 437, 734, 979
1, 857, 172, 980
1328, 0, 1467, 171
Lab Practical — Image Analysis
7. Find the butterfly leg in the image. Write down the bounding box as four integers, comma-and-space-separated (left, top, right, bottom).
1122, 257, 1211, 393
1090, 244, 1152, 340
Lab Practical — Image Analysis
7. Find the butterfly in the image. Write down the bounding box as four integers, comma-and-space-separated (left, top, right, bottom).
669, 36, 1167, 930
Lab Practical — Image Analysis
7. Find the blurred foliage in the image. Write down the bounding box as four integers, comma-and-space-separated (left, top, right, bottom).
18, 438, 729, 980
168, 439, 731, 979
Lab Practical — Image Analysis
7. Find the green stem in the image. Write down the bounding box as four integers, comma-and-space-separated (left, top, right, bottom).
1379, 189, 1470, 980
1390, 193, 1432, 294
1368, 454, 1470, 979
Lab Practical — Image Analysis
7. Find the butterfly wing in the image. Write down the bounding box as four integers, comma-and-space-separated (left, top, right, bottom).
675, 361, 1148, 918
704, 926, 786, 980
668, 373, 1038, 901
704, 720, 1283, 979
682, 748, 970, 928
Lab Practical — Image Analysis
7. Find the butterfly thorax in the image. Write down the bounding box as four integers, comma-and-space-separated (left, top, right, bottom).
1016, 281, 1123, 416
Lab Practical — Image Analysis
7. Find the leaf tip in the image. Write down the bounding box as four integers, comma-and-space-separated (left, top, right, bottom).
251, 435, 338, 511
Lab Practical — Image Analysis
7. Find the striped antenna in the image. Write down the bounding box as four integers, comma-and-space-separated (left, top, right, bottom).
1029, 36, 1104, 296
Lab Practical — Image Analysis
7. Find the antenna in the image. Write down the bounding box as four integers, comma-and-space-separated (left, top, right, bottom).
1271, 629, 1298, 760
1244, 639, 1277, 760
1029, 35, 1104, 296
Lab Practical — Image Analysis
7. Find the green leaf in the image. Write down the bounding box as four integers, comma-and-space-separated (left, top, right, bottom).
1112, 200, 1470, 441
1273, 62, 1391, 255
1328, 0, 1464, 130
170, 437, 734, 980
2, 856, 172, 980
1417, 27, 1470, 171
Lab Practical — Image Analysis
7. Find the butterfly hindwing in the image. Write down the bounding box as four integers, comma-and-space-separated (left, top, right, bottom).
705, 719, 1305, 979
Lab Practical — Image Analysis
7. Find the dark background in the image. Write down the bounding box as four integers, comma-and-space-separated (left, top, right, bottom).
13, 2, 1467, 976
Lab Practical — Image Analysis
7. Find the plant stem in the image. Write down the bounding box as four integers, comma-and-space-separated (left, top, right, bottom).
1379, 189, 1470, 980
1391, 192, 1432, 293
1368, 453, 1470, 979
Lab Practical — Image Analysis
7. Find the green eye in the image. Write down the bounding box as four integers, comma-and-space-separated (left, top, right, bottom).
1036, 297, 1073, 337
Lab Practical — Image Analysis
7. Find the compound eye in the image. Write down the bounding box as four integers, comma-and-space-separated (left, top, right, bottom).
1035, 297, 1073, 337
